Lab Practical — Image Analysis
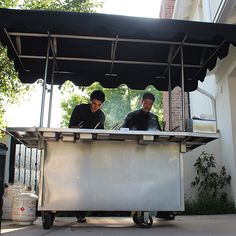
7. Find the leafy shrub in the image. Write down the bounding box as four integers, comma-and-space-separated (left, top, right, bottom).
184, 198, 236, 215
184, 151, 235, 214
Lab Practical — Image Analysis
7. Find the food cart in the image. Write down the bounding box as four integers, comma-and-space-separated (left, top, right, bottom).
1, 8, 236, 229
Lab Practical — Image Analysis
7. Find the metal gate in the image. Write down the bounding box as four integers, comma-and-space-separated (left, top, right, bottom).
9, 138, 41, 192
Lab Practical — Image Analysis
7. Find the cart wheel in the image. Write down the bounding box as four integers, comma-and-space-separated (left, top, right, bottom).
164, 214, 175, 220
133, 212, 153, 228
132, 212, 139, 224
139, 215, 153, 228
156, 211, 175, 221
42, 211, 54, 229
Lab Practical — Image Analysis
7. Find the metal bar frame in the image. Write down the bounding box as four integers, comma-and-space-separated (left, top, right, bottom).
47, 37, 57, 128
47, 59, 55, 128
4, 30, 225, 83
180, 45, 185, 131
17, 144, 21, 182
166, 36, 188, 131
39, 32, 51, 127
38, 148, 45, 207
168, 65, 172, 131
18, 54, 202, 68
161, 36, 188, 77
108, 35, 119, 76
8, 31, 219, 48
3, 28, 226, 134
34, 149, 38, 191
29, 148, 32, 187
23, 146, 27, 185
3, 28, 26, 71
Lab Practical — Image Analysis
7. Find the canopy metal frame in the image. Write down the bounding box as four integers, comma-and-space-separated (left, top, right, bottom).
1, 9, 234, 129
5, 31, 219, 73
2, 29, 225, 129
1, 29, 224, 131
1, 9, 234, 92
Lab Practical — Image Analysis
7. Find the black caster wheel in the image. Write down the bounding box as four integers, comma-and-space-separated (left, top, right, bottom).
132, 212, 139, 224
42, 211, 54, 229
138, 215, 153, 228
156, 211, 175, 221
164, 214, 175, 220
133, 212, 153, 228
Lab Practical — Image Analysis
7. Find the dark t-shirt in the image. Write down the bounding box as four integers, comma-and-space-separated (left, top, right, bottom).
121, 109, 161, 131
69, 104, 105, 129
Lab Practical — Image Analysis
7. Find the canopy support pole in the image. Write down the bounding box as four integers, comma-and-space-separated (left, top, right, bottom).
108, 35, 118, 75
47, 59, 55, 128
161, 36, 188, 78
180, 45, 185, 131
3, 28, 26, 71
168, 65, 172, 130
39, 33, 50, 127
47, 38, 57, 128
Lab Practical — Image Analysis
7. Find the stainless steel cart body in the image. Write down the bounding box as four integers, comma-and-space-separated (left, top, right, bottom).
7, 127, 219, 213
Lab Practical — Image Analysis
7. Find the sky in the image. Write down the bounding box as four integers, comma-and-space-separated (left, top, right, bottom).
98, 0, 161, 18
5, 0, 162, 127
5, 85, 62, 127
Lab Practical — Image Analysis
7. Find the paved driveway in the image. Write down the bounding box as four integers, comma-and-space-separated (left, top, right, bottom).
1, 215, 236, 236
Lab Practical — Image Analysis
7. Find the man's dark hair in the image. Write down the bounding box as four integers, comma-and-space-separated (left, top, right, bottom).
142, 92, 155, 102
90, 90, 105, 103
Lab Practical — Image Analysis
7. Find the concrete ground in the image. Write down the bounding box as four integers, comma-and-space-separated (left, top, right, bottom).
1, 214, 236, 236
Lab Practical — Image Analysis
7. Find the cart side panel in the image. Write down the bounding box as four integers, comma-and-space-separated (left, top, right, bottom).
38, 140, 183, 211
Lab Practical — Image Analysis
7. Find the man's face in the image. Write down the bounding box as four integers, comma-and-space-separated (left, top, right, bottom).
142, 98, 154, 113
90, 98, 103, 113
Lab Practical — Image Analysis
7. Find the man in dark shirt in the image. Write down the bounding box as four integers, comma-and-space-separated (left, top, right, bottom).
121, 92, 161, 131
69, 90, 105, 129
69, 90, 105, 223
121, 92, 175, 221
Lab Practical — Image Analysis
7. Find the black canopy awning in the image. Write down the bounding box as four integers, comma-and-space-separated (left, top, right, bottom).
1, 8, 236, 91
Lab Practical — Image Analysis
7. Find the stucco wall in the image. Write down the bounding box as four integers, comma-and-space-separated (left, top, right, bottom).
215, 46, 236, 202
173, 0, 236, 203
184, 45, 236, 202
183, 139, 222, 201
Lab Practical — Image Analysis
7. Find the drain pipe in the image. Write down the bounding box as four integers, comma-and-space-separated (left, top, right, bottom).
196, 87, 216, 120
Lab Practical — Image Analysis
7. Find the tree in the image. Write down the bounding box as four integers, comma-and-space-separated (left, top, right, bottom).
0, 0, 19, 8
22, 0, 103, 12
0, 0, 103, 133
0, 1, 22, 134
0, 39, 30, 135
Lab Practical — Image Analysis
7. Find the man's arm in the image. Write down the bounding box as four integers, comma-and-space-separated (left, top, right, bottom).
156, 116, 162, 131
96, 121, 104, 129
95, 111, 105, 129
69, 106, 80, 128
148, 113, 162, 131
120, 112, 134, 129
